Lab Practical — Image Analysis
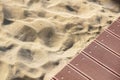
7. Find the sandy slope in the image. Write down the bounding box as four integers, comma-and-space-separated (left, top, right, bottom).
0, 0, 120, 80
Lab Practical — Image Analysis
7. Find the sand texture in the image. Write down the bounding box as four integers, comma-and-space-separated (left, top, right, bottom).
0, 0, 120, 80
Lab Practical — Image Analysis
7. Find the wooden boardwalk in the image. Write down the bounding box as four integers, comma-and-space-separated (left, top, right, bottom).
51, 17, 120, 80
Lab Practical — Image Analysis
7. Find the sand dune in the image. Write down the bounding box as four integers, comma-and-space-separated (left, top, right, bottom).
0, 0, 120, 80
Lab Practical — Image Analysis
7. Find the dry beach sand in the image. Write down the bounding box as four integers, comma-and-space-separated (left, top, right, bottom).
0, 0, 120, 80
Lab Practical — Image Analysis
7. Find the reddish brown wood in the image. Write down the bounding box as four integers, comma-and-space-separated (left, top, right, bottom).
51, 17, 120, 80
96, 31, 120, 56
70, 53, 120, 80
55, 65, 88, 80
83, 41, 120, 75
107, 21, 120, 38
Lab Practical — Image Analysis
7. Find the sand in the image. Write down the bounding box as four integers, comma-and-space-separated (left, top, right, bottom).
0, 0, 120, 80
